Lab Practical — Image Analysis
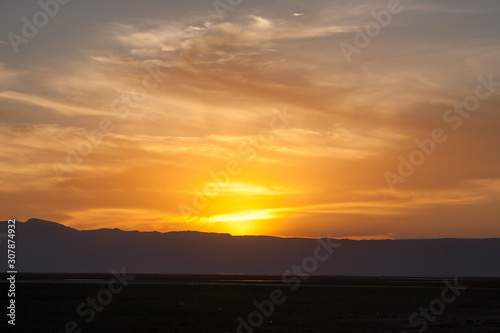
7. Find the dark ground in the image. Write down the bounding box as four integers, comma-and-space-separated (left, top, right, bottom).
2, 274, 500, 333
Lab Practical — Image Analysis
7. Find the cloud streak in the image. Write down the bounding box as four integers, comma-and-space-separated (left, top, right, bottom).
0, 0, 499, 238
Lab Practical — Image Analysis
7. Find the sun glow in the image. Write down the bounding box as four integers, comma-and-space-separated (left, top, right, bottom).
202, 209, 281, 235
176, 182, 299, 235
206, 209, 279, 223
195, 182, 301, 197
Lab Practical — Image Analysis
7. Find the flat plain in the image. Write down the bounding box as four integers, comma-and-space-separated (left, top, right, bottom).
3, 274, 500, 332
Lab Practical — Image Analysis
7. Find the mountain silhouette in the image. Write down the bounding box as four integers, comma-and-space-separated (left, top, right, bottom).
1, 218, 499, 276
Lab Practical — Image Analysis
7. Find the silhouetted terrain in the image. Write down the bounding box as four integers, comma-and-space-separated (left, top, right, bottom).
1, 218, 500, 276
6, 281, 500, 332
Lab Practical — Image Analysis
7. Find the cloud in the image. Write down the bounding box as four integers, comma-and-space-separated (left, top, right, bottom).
0, 1, 499, 237
0, 91, 110, 117
0, 62, 20, 84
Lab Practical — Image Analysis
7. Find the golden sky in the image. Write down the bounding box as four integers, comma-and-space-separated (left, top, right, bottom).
1, 0, 499, 239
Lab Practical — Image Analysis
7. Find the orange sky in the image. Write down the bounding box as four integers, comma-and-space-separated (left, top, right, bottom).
1, 0, 499, 239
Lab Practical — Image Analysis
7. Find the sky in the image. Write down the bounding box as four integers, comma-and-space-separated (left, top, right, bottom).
1, 0, 499, 239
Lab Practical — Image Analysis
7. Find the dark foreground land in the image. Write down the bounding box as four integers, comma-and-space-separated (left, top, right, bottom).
2, 274, 500, 332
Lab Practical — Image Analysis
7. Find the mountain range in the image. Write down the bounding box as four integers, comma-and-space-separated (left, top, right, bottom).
1, 218, 499, 276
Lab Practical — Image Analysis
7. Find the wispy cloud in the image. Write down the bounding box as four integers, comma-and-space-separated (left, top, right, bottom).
0, 0, 499, 238
0, 91, 110, 117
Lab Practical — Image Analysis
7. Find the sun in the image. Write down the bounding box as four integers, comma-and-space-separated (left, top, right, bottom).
172, 181, 297, 235
227, 220, 256, 235
205, 209, 279, 235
